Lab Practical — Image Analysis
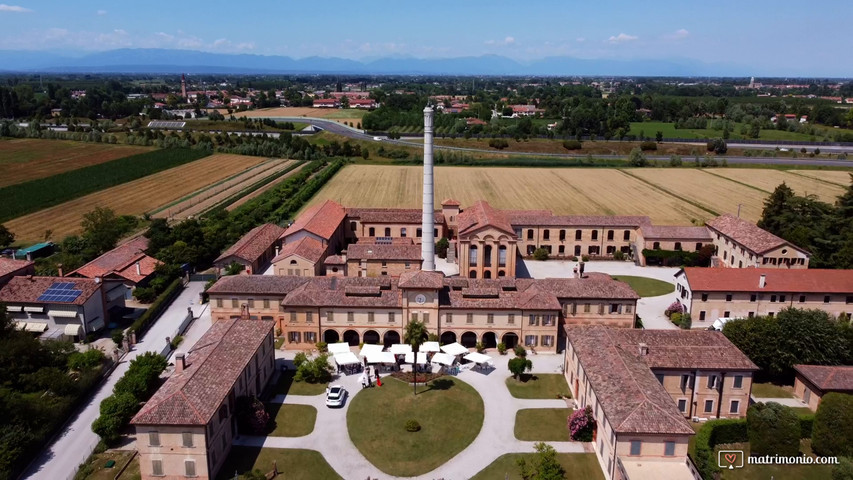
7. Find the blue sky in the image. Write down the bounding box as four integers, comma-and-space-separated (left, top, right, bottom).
1, 1, 850, 74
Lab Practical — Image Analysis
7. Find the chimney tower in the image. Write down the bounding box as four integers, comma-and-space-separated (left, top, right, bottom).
181, 74, 187, 100
421, 106, 435, 271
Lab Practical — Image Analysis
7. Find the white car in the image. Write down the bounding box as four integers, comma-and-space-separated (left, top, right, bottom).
373, 136, 383, 141
325, 385, 347, 408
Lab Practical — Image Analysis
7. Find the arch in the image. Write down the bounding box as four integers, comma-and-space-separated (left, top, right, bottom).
482, 331, 497, 349
363, 330, 380, 345
483, 270, 492, 279
440, 331, 457, 345
461, 331, 477, 348
469, 270, 477, 278
324, 329, 340, 344
484, 244, 493, 267
290, 259, 298, 265
498, 270, 506, 277
343, 330, 360, 346
383, 330, 401, 347
501, 332, 519, 349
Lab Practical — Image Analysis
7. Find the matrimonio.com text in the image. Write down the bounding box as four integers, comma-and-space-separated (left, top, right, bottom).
719, 450, 839, 469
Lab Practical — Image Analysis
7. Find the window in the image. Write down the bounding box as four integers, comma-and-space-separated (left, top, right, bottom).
423, 312, 429, 323
405, 261, 411, 268
605, 230, 614, 241
824, 295, 831, 304
306, 312, 313, 323
148, 431, 160, 447
800, 295, 806, 303
625, 304, 633, 314
733, 375, 743, 389
848, 296, 853, 305
610, 304, 619, 314
558, 245, 565, 254
469, 245, 478, 267
411, 312, 418, 322
701, 293, 708, 302
248, 299, 255, 308
725, 294, 732, 302
653, 241, 661, 250
446, 313, 453, 324
677, 399, 687, 412
699, 311, 706, 321
305, 332, 316, 343
350, 221, 357, 232
416, 228, 422, 237
696, 242, 703, 250
388, 312, 395, 323
215, 298, 222, 308
185, 460, 196, 477
730, 400, 740, 414
560, 230, 566, 241
575, 229, 582, 240
508, 314, 515, 324
705, 399, 715, 413
525, 335, 537, 346
367, 312, 375, 323
434, 228, 438, 238
288, 331, 301, 343
780, 295, 786, 303
541, 335, 554, 347
231, 298, 238, 308
369, 227, 375, 237
263, 299, 270, 309
182, 432, 193, 448
770, 295, 777, 303
748, 312, 755, 318
624, 230, 631, 241
750, 294, 757, 302
629, 440, 641, 456
381, 261, 387, 267
529, 314, 538, 326
152, 460, 164, 476
467, 313, 473, 324
401, 228, 407, 237
487, 313, 494, 324
664, 441, 676, 456
591, 230, 598, 240
289, 312, 297, 323
655, 373, 664, 384
583, 303, 591, 313
543, 230, 550, 240
347, 312, 354, 322
527, 229, 534, 240
723, 311, 730, 318
384, 227, 391, 237
707, 375, 717, 389
680, 374, 691, 391
327, 311, 334, 322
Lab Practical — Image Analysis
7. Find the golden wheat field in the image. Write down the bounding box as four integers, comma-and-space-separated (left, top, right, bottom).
705, 169, 845, 203
788, 169, 853, 187
6, 154, 267, 242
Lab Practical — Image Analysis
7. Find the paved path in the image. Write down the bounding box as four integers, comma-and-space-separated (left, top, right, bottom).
521, 259, 680, 330
752, 397, 809, 408
235, 352, 585, 479
23, 281, 210, 480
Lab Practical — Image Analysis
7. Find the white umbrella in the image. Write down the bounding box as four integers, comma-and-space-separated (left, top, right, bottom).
328, 342, 351, 354
441, 342, 468, 356
405, 352, 429, 364
334, 352, 360, 365
421, 341, 440, 353
431, 352, 456, 366
359, 343, 383, 358
367, 351, 397, 364
389, 343, 412, 355
463, 352, 492, 364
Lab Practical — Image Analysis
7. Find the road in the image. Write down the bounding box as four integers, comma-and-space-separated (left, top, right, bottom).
22, 281, 209, 480
255, 116, 853, 168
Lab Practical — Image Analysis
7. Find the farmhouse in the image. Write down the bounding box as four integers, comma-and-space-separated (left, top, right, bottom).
565, 325, 757, 480
206, 272, 638, 351
69, 236, 160, 307
131, 318, 275, 480
0, 257, 35, 288
673, 267, 853, 328
213, 223, 286, 275
0, 276, 109, 341
706, 214, 810, 269
793, 364, 853, 411
312, 98, 340, 108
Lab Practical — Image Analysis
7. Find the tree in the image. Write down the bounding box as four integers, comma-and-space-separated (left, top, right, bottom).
568, 406, 596, 441
294, 353, 333, 384
517, 442, 566, 480
655, 131, 663, 142
405, 319, 429, 394
533, 248, 549, 261
832, 457, 853, 480
757, 182, 796, 233
508, 357, 533, 379
0, 224, 14, 248
436, 237, 450, 259
628, 147, 647, 167
79, 207, 124, 256
812, 392, 853, 457
236, 395, 269, 434
747, 402, 801, 456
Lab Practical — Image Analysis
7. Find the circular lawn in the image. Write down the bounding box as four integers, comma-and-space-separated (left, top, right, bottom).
346, 376, 484, 477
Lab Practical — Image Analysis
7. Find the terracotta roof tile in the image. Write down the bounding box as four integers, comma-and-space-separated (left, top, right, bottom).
535, 273, 640, 300
346, 207, 445, 225
641, 225, 712, 241
282, 277, 401, 308
794, 365, 853, 392
271, 237, 326, 264
458, 201, 515, 236
441, 199, 461, 206
508, 212, 650, 228
0, 276, 101, 305
323, 255, 346, 265
207, 275, 310, 295
679, 267, 853, 294
131, 319, 273, 425
0, 257, 34, 278
346, 243, 422, 261
71, 236, 160, 284
283, 200, 346, 240
706, 214, 803, 254
398, 270, 445, 289
215, 224, 286, 265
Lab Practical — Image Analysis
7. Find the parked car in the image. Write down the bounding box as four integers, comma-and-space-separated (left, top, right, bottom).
325, 385, 347, 408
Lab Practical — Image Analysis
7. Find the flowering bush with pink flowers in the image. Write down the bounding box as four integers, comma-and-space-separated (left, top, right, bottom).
568, 406, 596, 442
664, 301, 685, 318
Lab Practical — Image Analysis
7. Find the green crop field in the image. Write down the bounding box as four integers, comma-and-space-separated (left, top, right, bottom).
0, 149, 210, 222
629, 121, 845, 142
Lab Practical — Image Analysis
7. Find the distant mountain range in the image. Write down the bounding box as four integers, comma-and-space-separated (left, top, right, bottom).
0, 48, 764, 76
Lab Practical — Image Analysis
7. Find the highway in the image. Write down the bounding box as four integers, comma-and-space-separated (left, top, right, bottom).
258, 116, 853, 168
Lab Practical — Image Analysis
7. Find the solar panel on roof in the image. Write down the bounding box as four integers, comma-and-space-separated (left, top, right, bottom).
37, 283, 83, 303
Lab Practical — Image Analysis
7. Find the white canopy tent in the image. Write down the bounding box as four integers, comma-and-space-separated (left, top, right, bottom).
359, 343, 384, 358
421, 341, 440, 353
430, 352, 456, 366
333, 352, 360, 365
441, 342, 468, 356
389, 343, 412, 355
463, 352, 493, 365
405, 352, 429, 364
367, 351, 397, 364
328, 342, 352, 355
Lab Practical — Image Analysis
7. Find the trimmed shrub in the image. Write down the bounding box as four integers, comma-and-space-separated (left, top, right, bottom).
613, 250, 626, 261
812, 392, 853, 457
497, 342, 507, 355
748, 402, 801, 456
514, 345, 527, 357
111, 328, 125, 346
640, 141, 658, 151
436, 237, 450, 259
680, 313, 692, 329
799, 413, 815, 438
832, 457, 853, 480
532, 247, 549, 261
294, 353, 334, 384
130, 278, 184, 335
562, 139, 582, 150
475, 342, 485, 353
405, 420, 421, 432
508, 357, 533, 379
68, 349, 105, 371
488, 138, 509, 150
315, 341, 328, 353
568, 406, 596, 441
693, 418, 748, 479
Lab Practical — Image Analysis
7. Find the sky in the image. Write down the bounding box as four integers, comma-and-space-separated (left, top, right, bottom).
0, 0, 851, 75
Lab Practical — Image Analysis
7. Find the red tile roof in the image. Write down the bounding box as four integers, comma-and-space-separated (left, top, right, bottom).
131, 319, 273, 426
0, 257, 34, 278
207, 275, 310, 295
508, 212, 651, 228
458, 201, 515, 236
271, 237, 326, 264
679, 267, 853, 293
398, 270, 445, 290
324, 255, 346, 265
346, 207, 445, 225
641, 225, 712, 241
0, 276, 101, 305
345, 243, 422, 261
706, 214, 804, 255
794, 365, 853, 392
71, 236, 160, 284
283, 277, 401, 308
284, 200, 346, 240
441, 198, 461, 206
215, 224, 286, 265
535, 273, 640, 300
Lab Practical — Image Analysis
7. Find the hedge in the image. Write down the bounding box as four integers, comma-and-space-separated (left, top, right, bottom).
642, 249, 710, 267
129, 277, 184, 335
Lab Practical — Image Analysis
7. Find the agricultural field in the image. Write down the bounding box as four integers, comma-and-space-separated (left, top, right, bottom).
0, 138, 153, 187
706, 168, 846, 203
6, 154, 267, 242
790, 169, 853, 187
429, 137, 730, 157
236, 106, 368, 126
226, 162, 307, 210
629, 121, 836, 141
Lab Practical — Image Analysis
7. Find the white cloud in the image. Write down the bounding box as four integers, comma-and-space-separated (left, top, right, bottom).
607, 33, 638, 44
485, 36, 516, 47
0, 4, 31, 12
96, 9, 107, 15
576, 37, 586, 43
666, 28, 689, 40
504, 36, 515, 45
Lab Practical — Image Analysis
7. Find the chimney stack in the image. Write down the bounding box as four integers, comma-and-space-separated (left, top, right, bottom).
759, 274, 766, 288
421, 105, 436, 271
275, 245, 281, 257
175, 352, 186, 373
94, 276, 102, 284
57, 263, 64, 278
638, 343, 649, 356
135, 261, 141, 276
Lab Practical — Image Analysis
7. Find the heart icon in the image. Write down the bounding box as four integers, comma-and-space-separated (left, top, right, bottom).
724, 453, 737, 464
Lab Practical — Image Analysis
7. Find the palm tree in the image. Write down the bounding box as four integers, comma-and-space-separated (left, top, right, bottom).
404, 319, 428, 395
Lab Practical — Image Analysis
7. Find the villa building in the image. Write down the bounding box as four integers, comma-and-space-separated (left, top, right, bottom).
565, 326, 758, 480
131, 318, 275, 480
706, 214, 810, 269
69, 236, 160, 307
674, 268, 853, 328
0, 257, 35, 288
793, 364, 853, 411
213, 223, 286, 275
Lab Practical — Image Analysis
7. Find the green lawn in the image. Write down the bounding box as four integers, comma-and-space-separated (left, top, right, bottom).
215, 447, 341, 480
275, 370, 327, 396
506, 374, 571, 399
274, 337, 284, 349
77, 450, 139, 480
720, 441, 832, 480
751, 382, 794, 398
470, 452, 605, 480
346, 376, 484, 477
611, 275, 675, 297
266, 403, 316, 437
514, 408, 573, 441
629, 121, 832, 142
322, 109, 369, 119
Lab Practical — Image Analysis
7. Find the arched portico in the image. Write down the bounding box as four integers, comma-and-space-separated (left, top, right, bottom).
324, 329, 340, 344
502, 332, 519, 349
461, 331, 477, 348
343, 330, 360, 346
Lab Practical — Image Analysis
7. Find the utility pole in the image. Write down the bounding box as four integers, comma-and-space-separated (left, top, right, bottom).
737, 203, 743, 218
